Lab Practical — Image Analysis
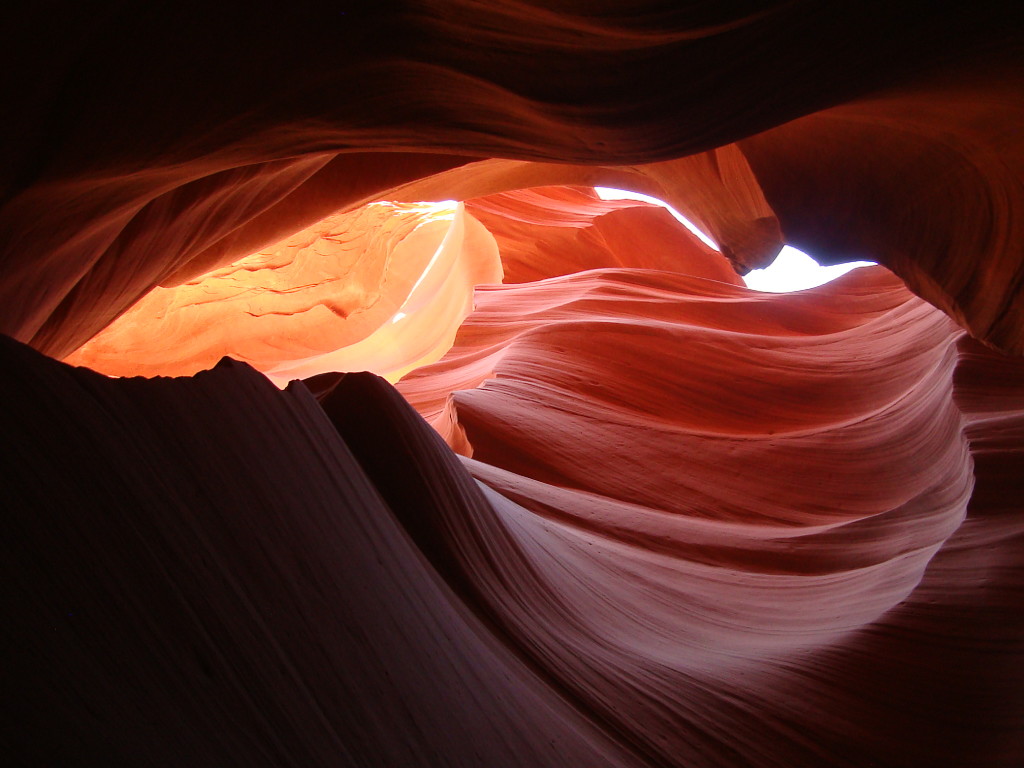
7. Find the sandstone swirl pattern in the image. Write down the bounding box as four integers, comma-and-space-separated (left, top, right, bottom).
3, 3, 1024, 767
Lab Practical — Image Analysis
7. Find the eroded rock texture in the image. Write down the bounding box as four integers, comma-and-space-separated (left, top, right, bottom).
4, 3, 1024, 767
65, 200, 502, 383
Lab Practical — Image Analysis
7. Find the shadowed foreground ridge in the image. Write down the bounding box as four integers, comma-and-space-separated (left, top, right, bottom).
4, 3, 1024, 767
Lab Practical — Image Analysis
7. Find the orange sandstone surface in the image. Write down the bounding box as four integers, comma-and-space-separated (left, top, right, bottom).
4, 4, 1024, 767
65, 200, 502, 384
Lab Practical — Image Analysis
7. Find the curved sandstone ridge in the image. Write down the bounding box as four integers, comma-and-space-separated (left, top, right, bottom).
464, 186, 745, 285
5, 288, 1023, 765
741, 77, 1024, 353
4, 3, 1024, 767
61, 187, 737, 385
2, 5, 1022, 354
400, 266, 973, 640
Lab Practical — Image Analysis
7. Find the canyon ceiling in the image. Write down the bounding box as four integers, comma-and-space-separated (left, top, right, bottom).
4, 3, 1024, 767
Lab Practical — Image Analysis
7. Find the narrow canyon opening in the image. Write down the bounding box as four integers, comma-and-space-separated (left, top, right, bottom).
7, 5, 1024, 766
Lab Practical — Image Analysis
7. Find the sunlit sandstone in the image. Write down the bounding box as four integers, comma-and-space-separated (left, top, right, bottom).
5, 4, 1024, 767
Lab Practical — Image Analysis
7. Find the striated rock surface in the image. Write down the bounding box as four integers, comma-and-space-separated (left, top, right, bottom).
4, 5, 1022, 354
2, 338, 636, 768
65, 200, 502, 384
7, 262, 1024, 764
4, 3, 1024, 767
463, 186, 743, 285
740, 75, 1024, 353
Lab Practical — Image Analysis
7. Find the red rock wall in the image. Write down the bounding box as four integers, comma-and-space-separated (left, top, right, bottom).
4, 3, 1024, 766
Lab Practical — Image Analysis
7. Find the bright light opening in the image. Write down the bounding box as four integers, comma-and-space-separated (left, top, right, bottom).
594, 187, 874, 292
595, 187, 719, 249
743, 248, 875, 293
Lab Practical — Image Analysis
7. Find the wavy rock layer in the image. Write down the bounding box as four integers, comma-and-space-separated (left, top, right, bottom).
464, 186, 743, 285
401, 263, 973, 635
3, 4, 1022, 354
4, 3, 1024, 768
63, 186, 737, 385
2, 339, 634, 768
7, 265, 1024, 765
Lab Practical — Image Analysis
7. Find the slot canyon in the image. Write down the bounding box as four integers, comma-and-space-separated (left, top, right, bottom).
4, 4, 1024, 766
